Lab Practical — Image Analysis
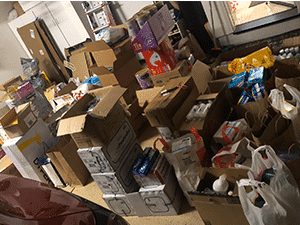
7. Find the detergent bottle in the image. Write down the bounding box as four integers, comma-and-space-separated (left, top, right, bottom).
212, 174, 229, 195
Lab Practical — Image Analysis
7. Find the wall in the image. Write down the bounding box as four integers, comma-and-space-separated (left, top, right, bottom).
202, 1, 300, 47
0, 1, 27, 85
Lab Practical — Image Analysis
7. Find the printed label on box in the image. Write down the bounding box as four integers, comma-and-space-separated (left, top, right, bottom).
24, 112, 37, 128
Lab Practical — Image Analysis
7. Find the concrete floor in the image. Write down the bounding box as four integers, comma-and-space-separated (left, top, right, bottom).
64, 125, 206, 225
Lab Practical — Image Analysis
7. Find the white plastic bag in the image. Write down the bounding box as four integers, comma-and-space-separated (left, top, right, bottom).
212, 137, 255, 169
238, 145, 300, 225
269, 84, 300, 140
238, 179, 288, 225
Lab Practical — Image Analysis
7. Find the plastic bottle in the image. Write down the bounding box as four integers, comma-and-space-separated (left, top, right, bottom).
212, 174, 229, 195
186, 105, 200, 121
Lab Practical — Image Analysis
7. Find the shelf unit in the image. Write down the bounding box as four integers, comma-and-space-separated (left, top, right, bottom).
81, 1, 116, 39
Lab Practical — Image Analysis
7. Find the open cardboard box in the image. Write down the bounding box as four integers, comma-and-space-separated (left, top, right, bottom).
68, 29, 141, 86
188, 167, 249, 225
179, 82, 233, 147
57, 86, 128, 149
144, 76, 199, 128
0, 102, 37, 139
131, 5, 175, 54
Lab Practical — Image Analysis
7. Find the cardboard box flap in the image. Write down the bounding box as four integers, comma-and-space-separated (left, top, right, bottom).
136, 87, 164, 107
0, 108, 17, 127
84, 41, 117, 68
88, 86, 126, 118
57, 114, 88, 136
61, 94, 94, 119
90, 66, 112, 76
16, 102, 30, 114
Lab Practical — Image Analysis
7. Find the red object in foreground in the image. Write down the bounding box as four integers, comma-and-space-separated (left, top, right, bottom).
0, 174, 129, 225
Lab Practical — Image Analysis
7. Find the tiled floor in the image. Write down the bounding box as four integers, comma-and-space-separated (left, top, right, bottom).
65, 125, 206, 225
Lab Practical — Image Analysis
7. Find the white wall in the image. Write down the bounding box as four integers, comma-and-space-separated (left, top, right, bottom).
202, 1, 300, 47
0, 1, 27, 84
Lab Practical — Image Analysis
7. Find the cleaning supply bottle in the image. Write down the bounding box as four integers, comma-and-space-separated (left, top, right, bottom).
212, 174, 229, 195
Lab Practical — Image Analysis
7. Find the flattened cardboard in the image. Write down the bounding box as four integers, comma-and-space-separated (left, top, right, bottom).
189, 167, 249, 225
282, 35, 300, 48
70, 52, 91, 81
17, 20, 69, 83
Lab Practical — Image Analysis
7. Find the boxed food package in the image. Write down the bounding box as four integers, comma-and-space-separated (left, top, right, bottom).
131, 5, 174, 53
0, 103, 37, 139
46, 135, 90, 186
144, 76, 199, 128
57, 86, 128, 149
189, 167, 249, 225
142, 37, 177, 76
2, 119, 58, 184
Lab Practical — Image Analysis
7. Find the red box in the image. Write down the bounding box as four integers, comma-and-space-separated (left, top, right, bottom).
142, 38, 177, 76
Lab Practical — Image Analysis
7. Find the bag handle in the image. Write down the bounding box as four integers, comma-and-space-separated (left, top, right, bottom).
288, 142, 300, 154
222, 125, 240, 144
153, 138, 170, 152
274, 114, 290, 136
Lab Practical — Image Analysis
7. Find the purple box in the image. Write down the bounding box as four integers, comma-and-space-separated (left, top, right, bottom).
131, 5, 174, 54
17, 82, 34, 99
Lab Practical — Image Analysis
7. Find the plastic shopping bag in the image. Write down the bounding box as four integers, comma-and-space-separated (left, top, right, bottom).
238, 179, 288, 225
269, 84, 300, 141
154, 127, 208, 207
212, 137, 255, 169
239, 145, 300, 225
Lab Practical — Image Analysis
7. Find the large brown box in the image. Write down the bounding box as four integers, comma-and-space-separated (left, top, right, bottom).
189, 167, 249, 225
144, 76, 199, 128
57, 86, 127, 149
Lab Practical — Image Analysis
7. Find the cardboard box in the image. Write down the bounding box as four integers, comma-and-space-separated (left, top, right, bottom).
103, 193, 137, 216
136, 86, 164, 107
189, 167, 249, 225
178, 32, 206, 61
151, 60, 191, 86
17, 19, 70, 83
70, 52, 93, 81
2, 119, 58, 184
57, 86, 128, 149
131, 5, 175, 53
50, 94, 75, 113
139, 166, 183, 216
142, 37, 177, 76
126, 98, 149, 135
0, 155, 21, 177
84, 38, 142, 87
179, 82, 233, 146
77, 126, 137, 173
46, 135, 90, 186
0, 76, 24, 92
91, 140, 142, 194
144, 76, 199, 128
0, 103, 37, 138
